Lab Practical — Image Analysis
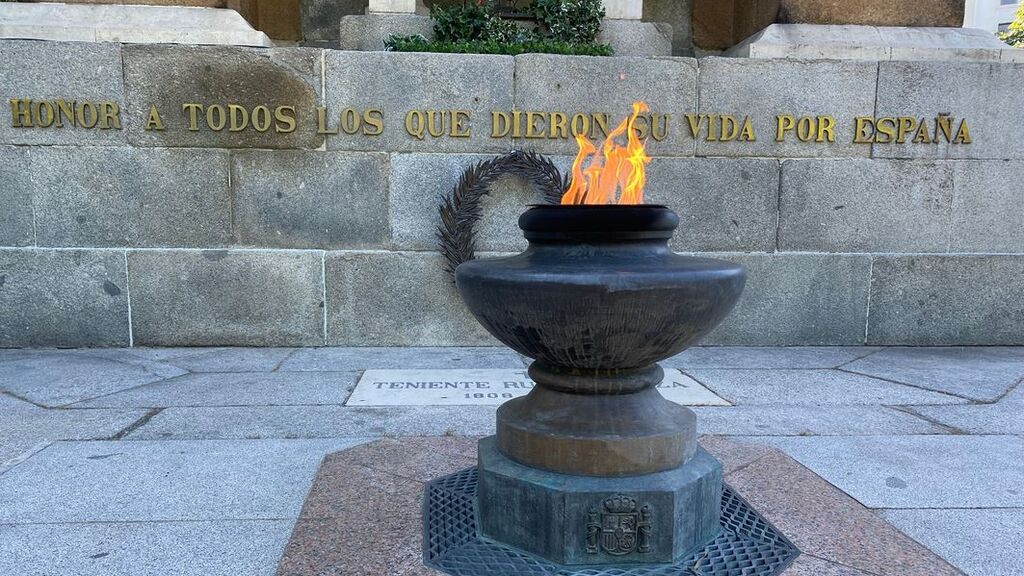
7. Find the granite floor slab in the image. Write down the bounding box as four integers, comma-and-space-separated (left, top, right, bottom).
0, 519, 294, 576
71, 371, 359, 408
908, 384, 1024, 434
130, 347, 298, 373
279, 346, 525, 371
665, 346, 882, 370
0, 438, 370, 523
878, 509, 1024, 576
693, 405, 946, 436
842, 347, 1024, 401
687, 369, 966, 406
766, 435, 1024, 509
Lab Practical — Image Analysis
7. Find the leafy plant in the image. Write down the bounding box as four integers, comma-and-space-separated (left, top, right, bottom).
385, 35, 613, 56
431, 2, 492, 42
1000, 2, 1024, 48
529, 0, 604, 44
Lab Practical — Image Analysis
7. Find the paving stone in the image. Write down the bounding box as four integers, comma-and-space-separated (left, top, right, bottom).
388, 153, 550, 252
878, 509, 1024, 576
0, 349, 185, 407
693, 405, 945, 436
123, 45, 323, 149
777, 0, 964, 27
125, 405, 498, 439
843, 346, 1024, 402
325, 252, 497, 346
0, 394, 146, 447
0, 249, 130, 348
30, 147, 231, 247
513, 54, 697, 156
767, 435, 1024, 509
867, 256, 1024, 346
73, 371, 357, 408
646, 158, 779, 252
700, 253, 872, 346
0, 440, 49, 476
911, 386, 1024, 434
0, 40, 125, 146
145, 347, 297, 373
324, 51, 513, 154
779, 160, 953, 252
331, 437, 478, 484
696, 58, 876, 158
0, 147, 33, 246
128, 250, 324, 347
698, 435, 775, 476
0, 438, 369, 523
0, 520, 293, 576
874, 61, 1024, 160
780, 555, 874, 575
950, 160, 1024, 252
280, 346, 524, 371
232, 151, 389, 250
664, 346, 881, 370
726, 450, 963, 576
687, 369, 964, 406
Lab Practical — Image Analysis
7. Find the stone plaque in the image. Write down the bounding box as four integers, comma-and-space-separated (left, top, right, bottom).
346, 369, 730, 407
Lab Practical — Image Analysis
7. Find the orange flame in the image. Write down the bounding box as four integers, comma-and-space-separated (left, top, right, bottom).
561, 101, 652, 205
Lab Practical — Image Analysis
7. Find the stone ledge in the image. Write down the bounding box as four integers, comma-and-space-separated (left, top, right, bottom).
0, 3, 272, 47
728, 24, 1008, 62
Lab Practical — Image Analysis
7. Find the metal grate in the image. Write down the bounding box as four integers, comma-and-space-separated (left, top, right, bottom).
424, 468, 799, 576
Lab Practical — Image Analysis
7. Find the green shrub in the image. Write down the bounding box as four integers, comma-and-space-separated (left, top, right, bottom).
384, 34, 614, 56
528, 0, 604, 44
431, 2, 492, 42
1000, 2, 1024, 48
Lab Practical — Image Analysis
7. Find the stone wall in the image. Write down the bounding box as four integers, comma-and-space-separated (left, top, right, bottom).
1, 39, 1022, 347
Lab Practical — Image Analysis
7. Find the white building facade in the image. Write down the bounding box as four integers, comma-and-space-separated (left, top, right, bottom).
965, 0, 1021, 33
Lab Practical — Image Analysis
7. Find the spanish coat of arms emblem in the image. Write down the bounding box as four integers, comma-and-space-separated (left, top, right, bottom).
585, 494, 653, 556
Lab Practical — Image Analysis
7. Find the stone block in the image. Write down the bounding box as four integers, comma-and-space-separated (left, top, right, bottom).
123, 45, 323, 149
0, 40, 125, 146
29, 147, 230, 248
232, 151, 389, 249
0, 249, 129, 347
874, 61, 1024, 160
778, 0, 964, 27
702, 253, 871, 346
0, 3, 272, 46
726, 24, 893, 60
388, 153, 555, 252
302, 0, 367, 43
696, 58, 877, 158
369, 0, 417, 13
324, 51, 513, 154
596, 20, 672, 56
513, 54, 697, 156
337, 13, 434, 51
325, 251, 497, 346
646, 158, 779, 252
602, 0, 642, 20
127, 250, 324, 346
1004, 48, 1024, 63
779, 159, 953, 252
949, 161, 1024, 253
0, 146, 33, 246
883, 27, 1004, 62
867, 255, 1024, 345
642, 0, 693, 56
477, 437, 722, 564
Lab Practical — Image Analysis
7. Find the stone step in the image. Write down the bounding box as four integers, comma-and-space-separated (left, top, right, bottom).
0, 2, 272, 47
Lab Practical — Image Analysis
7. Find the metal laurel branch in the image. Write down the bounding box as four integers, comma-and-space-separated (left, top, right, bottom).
437, 150, 567, 277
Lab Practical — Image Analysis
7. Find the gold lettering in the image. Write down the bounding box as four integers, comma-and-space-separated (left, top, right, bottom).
684, 113, 703, 139
491, 111, 511, 138
719, 115, 739, 142
570, 113, 589, 138
853, 116, 874, 144
549, 112, 568, 139
450, 110, 470, 138
10, 99, 32, 127
633, 115, 650, 140
363, 108, 384, 136
55, 99, 75, 128
405, 110, 425, 140
954, 119, 971, 144
76, 102, 98, 129
511, 110, 523, 139
935, 114, 953, 143
315, 106, 337, 135
816, 115, 835, 143
525, 111, 544, 139
340, 108, 360, 135
592, 113, 609, 139
145, 104, 165, 131
738, 116, 756, 142
896, 116, 916, 144
796, 117, 814, 142
98, 101, 121, 130
227, 104, 248, 132
206, 104, 226, 131
651, 114, 670, 142
182, 103, 203, 131
707, 114, 718, 141
33, 101, 55, 128
253, 105, 272, 132
274, 106, 296, 133
876, 117, 896, 144
775, 115, 795, 142
913, 119, 932, 144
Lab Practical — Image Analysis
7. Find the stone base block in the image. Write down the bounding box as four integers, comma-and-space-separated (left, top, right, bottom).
0, 3, 271, 46
728, 24, 1008, 62
338, 13, 433, 51
778, 0, 964, 28
476, 436, 722, 565
597, 20, 673, 56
